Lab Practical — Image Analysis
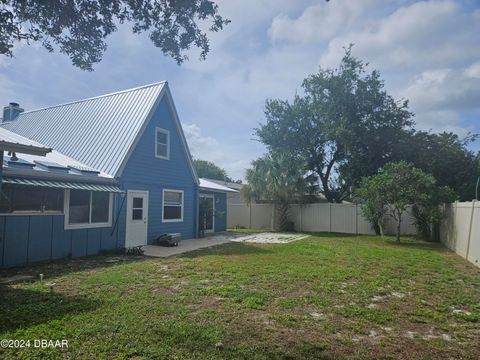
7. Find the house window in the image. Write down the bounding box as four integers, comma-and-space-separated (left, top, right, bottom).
66, 190, 112, 228
155, 127, 170, 159
162, 189, 183, 222
132, 197, 143, 220
0, 184, 63, 214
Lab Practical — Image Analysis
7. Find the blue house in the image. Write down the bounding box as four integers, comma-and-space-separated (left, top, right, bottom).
0, 82, 235, 267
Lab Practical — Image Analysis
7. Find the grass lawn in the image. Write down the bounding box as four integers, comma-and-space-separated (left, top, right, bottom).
1, 233, 479, 359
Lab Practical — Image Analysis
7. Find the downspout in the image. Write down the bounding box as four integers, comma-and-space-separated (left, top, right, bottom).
111, 191, 127, 237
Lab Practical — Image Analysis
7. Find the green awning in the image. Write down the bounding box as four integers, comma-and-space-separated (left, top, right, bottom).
1, 177, 123, 193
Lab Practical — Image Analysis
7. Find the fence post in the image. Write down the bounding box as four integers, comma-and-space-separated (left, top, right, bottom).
271, 204, 275, 230
355, 204, 358, 235
300, 204, 303, 232
329, 203, 332, 233
249, 204, 252, 229
466, 200, 476, 263
453, 201, 458, 249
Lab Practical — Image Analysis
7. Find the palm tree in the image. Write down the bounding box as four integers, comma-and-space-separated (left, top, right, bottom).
242, 152, 308, 231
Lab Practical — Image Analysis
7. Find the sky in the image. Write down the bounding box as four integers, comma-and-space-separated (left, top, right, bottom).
1, 0, 479, 180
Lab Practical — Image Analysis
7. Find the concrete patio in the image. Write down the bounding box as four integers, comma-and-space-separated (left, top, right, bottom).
141, 232, 310, 258
142, 233, 234, 258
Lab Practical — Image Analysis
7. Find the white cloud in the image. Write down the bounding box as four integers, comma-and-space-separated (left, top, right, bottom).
320, 1, 478, 69
412, 110, 469, 134
1, 0, 479, 174
314, 0, 480, 136
182, 123, 253, 181
269, 0, 372, 43
465, 61, 480, 79
402, 67, 480, 112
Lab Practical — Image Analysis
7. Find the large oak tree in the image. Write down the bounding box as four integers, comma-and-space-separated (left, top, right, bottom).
256, 47, 413, 202
0, 0, 229, 70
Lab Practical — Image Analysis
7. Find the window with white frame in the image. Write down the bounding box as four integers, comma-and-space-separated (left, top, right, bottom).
66, 190, 112, 228
162, 189, 183, 222
155, 127, 170, 159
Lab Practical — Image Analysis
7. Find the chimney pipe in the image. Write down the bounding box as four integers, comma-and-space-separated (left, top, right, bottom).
3, 102, 24, 122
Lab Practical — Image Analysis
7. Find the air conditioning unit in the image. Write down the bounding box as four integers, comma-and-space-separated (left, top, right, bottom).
155, 233, 181, 247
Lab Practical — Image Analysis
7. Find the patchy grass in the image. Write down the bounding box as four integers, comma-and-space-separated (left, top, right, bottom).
1, 234, 479, 359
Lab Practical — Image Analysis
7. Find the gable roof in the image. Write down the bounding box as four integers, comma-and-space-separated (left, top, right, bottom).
2, 82, 198, 183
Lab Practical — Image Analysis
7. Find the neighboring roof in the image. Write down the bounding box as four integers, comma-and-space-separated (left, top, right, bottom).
1, 127, 116, 185
0, 126, 51, 156
2, 81, 198, 181
199, 178, 238, 193
203, 178, 243, 191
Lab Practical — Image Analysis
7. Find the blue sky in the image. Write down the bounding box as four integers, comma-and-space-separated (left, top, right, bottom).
1, 0, 479, 180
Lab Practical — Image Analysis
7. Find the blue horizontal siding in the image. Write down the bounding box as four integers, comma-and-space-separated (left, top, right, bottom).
119, 96, 197, 242
0, 87, 214, 268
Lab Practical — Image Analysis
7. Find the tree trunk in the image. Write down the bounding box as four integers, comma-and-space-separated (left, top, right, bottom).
396, 210, 402, 243
378, 220, 384, 239
319, 174, 334, 203
276, 203, 290, 231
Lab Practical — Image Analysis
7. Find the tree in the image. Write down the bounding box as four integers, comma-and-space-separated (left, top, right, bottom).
242, 152, 310, 231
355, 161, 454, 242
411, 185, 456, 241
0, 0, 230, 70
256, 46, 413, 202
354, 175, 388, 238
399, 131, 480, 201
193, 159, 231, 181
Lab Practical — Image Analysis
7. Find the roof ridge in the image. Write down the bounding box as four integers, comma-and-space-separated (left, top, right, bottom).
20, 81, 167, 115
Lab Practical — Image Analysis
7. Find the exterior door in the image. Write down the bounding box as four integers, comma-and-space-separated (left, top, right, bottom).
126, 190, 149, 247
199, 194, 215, 233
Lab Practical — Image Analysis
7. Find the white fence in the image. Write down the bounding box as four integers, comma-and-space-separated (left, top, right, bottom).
440, 201, 480, 268
227, 203, 417, 235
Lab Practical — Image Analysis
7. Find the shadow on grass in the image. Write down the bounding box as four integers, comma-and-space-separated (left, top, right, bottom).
0, 253, 148, 282
305, 232, 362, 238
179, 242, 272, 259
0, 287, 100, 333
383, 239, 449, 252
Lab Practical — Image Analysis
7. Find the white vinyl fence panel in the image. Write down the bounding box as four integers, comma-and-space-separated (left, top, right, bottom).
227, 204, 274, 229
228, 203, 416, 236
228, 201, 480, 268
440, 201, 480, 268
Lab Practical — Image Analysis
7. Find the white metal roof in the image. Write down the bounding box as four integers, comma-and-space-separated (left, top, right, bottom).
2, 82, 166, 176
1, 124, 112, 180
3, 148, 113, 179
199, 178, 238, 193
202, 177, 243, 191
0, 126, 51, 156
